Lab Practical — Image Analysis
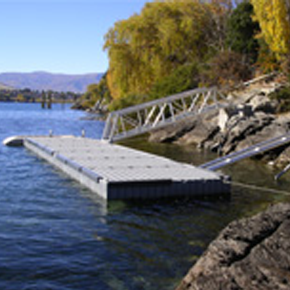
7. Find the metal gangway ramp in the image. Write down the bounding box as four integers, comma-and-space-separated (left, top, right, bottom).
102, 87, 227, 143
200, 134, 290, 171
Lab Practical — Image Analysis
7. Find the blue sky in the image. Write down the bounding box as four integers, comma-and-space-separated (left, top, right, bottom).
0, 0, 150, 74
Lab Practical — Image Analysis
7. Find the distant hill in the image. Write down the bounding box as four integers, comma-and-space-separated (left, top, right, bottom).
0, 82, 14, 90
0, 71, 104, 93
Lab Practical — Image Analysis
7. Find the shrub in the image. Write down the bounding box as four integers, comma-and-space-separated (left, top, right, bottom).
281, 55, 290, 78
200, 51, 252, 88
269, 87, 290, 113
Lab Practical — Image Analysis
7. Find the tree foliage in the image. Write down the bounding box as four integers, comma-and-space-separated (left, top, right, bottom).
201, 51, 252, 87
149, 63, 200, 100
76, 74, 111, 110
226, 1, 260, 62
80, 0, 290, 112
104, 0, 231, 100
269, 86, 290, 113
251, 0, 290, 59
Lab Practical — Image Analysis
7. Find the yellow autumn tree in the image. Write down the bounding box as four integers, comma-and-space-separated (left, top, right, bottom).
251, 0, 290, 59
104, 0, 226, 100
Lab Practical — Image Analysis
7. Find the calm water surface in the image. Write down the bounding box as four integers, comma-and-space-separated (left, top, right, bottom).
1, 102, 290, 290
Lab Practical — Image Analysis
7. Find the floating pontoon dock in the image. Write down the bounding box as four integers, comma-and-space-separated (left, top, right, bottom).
8, 135, 229, 200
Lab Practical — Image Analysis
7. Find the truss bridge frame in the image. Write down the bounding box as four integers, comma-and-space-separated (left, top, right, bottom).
102, 87, 227, 143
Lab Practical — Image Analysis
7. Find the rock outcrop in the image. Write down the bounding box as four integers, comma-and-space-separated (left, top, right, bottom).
149, 80, 290, 168
248, 93, 277, 113
219, 112, 275, 154
176, 203, 290, 290
149, 118, 197, 143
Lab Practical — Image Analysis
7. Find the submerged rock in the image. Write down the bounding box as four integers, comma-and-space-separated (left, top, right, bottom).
176, 203, 290, 290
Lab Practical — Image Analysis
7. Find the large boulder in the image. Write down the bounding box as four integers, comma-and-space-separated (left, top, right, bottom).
221, 112, 274, 154
176, 117, 219, 147
176, 203, 290, 290
218, 105, 252, 132
248, 93, 277, 114
149, 118, 196, 143
234, 121, 289, 155
149, 110, 219, 145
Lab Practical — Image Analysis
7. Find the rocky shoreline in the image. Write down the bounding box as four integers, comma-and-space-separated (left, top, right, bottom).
149, 78, 290, 169
175, 203, 290, 290
162, 77, 290, 290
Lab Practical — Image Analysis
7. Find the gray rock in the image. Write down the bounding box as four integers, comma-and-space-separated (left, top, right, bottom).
149, 110, 219, 145
218, 105, 253, 133
176, 116, 219, 147
221, 112, 274, 154
248, 93, 277, 113
275, 147, 290, 168
218, 105, 239, 132
237, 104, 253, 117
176, 203, 290, 290
235, 122, 288, 154
149, 118, 196, 143
218, 108, 233, 133
276, 112, 290, 129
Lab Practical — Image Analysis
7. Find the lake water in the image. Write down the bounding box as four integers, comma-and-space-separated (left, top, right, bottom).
1, 102, 290, 290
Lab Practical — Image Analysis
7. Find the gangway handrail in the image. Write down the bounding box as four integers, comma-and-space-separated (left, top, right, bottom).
106, 88, 217, 116
200, 134, 290, 169
200, 133, 290, 171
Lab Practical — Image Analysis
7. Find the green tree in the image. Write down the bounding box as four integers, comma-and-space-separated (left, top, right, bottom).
226, 1, 260, 63
149, 63, 200, 100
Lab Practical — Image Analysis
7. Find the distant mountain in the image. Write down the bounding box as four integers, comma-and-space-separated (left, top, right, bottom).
0, 82, 14, 90
0, 71, 104, 93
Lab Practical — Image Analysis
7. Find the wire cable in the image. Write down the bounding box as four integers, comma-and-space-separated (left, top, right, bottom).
231, 181, 290, 196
